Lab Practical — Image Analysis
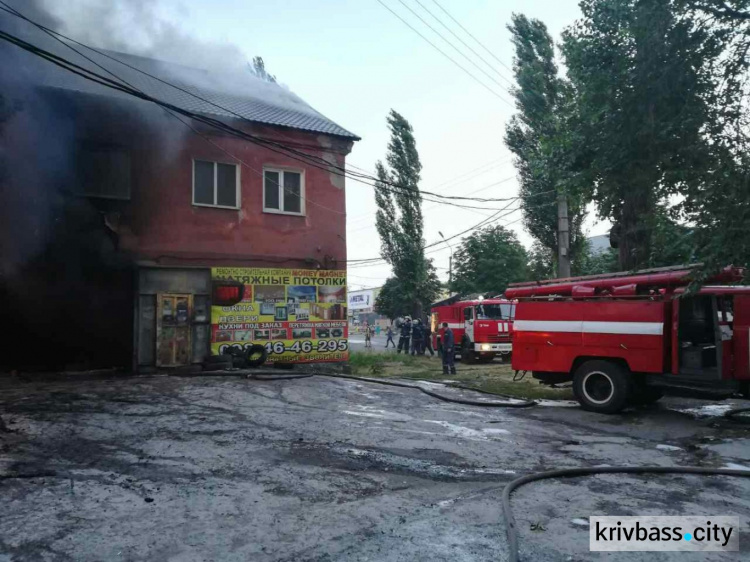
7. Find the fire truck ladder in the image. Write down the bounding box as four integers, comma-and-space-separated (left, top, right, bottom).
505, 264, 744, 299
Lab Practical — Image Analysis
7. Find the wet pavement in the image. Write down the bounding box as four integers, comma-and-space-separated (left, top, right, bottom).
1, 373, 749, 561
349, 333, 400, 353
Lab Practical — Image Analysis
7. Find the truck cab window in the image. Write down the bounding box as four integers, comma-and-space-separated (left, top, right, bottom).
464, 307, 473, 321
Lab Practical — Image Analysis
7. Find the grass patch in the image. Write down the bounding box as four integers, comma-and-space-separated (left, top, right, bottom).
348, 351, 574, 401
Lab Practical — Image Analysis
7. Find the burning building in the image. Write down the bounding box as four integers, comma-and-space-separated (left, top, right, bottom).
0, 3, 358, 371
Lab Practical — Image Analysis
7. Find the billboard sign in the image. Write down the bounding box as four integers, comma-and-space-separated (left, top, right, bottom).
348, 289, 374, 311
210, 267, 348, 363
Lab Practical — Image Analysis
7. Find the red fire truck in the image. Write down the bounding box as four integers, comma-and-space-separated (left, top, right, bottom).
505, 265, 750, 413
430, 296, 515, 363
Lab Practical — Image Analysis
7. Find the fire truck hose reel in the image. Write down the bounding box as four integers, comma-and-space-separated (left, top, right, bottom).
502, 466, 750, 562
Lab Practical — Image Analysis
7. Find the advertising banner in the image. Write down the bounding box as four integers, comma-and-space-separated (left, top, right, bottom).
348, 289, 374, 311
211, 267, 348, 363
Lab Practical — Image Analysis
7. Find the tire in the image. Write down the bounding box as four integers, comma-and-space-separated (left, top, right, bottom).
573, 360, 631, 414
245, 344, 268, 368
462, 339, 477, 364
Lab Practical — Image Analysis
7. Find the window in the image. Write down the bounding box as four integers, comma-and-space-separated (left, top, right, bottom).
193, 160, 239, 208
263, 168, 304, 215
78, 146, 131, 200
477, 304, 514, 320
463, 307, 473, 321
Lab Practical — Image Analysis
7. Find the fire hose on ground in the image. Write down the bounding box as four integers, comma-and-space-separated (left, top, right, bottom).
246, 371, 750, 561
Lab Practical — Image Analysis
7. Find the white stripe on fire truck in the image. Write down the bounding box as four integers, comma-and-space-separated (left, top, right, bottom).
513, 320, 663, 335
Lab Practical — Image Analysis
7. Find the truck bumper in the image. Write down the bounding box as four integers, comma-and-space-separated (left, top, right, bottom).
474, 343, 512, 353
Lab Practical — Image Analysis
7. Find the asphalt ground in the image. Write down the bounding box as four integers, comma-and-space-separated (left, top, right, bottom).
2, 373, 750, 561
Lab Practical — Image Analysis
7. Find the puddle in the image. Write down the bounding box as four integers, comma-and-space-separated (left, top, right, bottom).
675, 404, 733, 418
536, 400, 579, 408
342, 405, 412, 422
424, 420, 510, 441
656, 444, 683, 451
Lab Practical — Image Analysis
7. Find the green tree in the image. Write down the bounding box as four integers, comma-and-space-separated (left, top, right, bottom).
505, 13, 587, 276
575, 242, 620, 276
249, 56, 276, 83
374, 110, 440, 318
374, 268, 441, 321
450, 225, 528, 295
527, 242, 555, 280
561, 0, 723, 270
678, 1, 750, 272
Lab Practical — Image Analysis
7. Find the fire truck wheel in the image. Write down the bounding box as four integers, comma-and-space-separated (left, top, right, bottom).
573, 360, 631, 414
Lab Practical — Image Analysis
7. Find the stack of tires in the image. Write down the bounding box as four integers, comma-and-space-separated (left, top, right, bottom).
202, 345, 267, 371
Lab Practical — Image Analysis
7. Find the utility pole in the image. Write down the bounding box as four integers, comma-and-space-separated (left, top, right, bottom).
557, 193, 571, 278
439, 231, 453, 287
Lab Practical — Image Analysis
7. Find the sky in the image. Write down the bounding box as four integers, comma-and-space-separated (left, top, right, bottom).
32, 0, 611, 290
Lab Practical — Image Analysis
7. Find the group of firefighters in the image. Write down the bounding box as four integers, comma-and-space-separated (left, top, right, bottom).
362, 316, 456, 375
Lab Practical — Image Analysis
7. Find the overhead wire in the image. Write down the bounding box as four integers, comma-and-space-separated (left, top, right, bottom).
0, 3, 555, 278
0, 4, 524, 208
430, 0, 516, 76
373, 0, 514, 107
411, 0, 514, 87
394, 0, 515, 96
0, 2, 345, 216
346, 158, 511, 223
346, 198, 555, 268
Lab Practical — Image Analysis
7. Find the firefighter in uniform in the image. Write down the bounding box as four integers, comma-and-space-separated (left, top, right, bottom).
410, 318, 423, 356
423, 322, 435, 357
397, 316, 412, 354
441, 322, 456, 375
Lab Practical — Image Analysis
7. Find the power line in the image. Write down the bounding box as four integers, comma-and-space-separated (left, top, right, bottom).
411, 0, 515, 87
346, 158, 512, 224
394, 0, 515, 96
347, 198, 555, 267
0, 4, 525, 208
429, 0, 515, 77
348, 174, 520, 234
0, 2, 345, 216
0, 23, 527, 216
374, 0, 513, 107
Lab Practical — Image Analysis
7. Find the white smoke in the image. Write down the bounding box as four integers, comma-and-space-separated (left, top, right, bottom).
14, 0, 324, 117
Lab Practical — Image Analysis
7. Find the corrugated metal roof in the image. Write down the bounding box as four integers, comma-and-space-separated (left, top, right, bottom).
15, 28, 359, 140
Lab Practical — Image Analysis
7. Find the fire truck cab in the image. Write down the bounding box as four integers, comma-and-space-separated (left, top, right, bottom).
431, 296, 515, 363
506, 266, 750, 413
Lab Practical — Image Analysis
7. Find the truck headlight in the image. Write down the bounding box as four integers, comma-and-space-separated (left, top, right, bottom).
481, 344, 491, 351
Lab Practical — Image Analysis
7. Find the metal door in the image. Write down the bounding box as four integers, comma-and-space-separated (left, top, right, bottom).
156, 294, 192, 366
464, 306, 474, 343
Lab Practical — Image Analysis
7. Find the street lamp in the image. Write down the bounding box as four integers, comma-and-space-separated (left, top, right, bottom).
438, 231, 452, 287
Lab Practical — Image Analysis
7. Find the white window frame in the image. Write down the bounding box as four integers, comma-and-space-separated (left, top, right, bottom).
263, 166, 306, 216
192, 159, 241, 210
